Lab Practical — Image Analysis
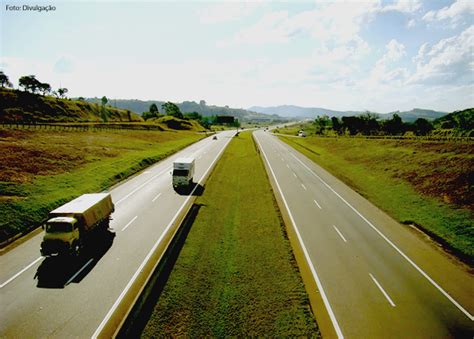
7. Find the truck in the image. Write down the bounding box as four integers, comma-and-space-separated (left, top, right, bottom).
172, 157, 195, 189
40, 193, 115, 257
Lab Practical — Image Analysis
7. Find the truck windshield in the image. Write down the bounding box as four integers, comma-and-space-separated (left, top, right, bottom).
173, 169, 189, 177
45, 222, 73, 233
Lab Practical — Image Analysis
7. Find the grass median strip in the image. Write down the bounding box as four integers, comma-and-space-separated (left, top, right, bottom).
142, 132, 319, 336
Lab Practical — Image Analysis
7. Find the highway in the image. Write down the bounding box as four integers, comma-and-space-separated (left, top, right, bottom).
0, 130, 235, 338
254, 130, 474, 338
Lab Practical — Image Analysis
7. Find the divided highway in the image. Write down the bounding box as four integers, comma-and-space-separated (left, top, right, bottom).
254, 130, 473, 338
0, 130, 235, 338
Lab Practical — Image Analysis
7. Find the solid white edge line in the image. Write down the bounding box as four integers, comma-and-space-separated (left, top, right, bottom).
301, 183, 307, 191
91, 134, 233, 339
0, 256, 42, 288
152, 193, 162, 202
254, 133, 344, 339
313, 199, 322, 209
287, 146, 474, 321
121, 216, 138, 232
65, 258, 94, 286
333, 225, 347, 243
369, 273, 396, 307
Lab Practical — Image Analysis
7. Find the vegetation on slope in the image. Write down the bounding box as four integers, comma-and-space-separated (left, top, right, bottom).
0, 128, 204, 243
278, 135, 474, 262
0, 88, 142, 123
142, 132, 318, 336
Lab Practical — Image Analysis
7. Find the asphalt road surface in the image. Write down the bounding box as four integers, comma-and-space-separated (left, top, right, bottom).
0, 130, 235, 338
254, 130, 473, 338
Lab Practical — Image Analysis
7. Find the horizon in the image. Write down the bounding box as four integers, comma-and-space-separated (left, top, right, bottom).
1, 0, 473, 113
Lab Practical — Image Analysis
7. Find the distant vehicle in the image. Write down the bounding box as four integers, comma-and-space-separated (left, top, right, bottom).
213, 135, 218, 140
40, 193, 114, 257
173, 158, 195, 189
298, 131, 306, 137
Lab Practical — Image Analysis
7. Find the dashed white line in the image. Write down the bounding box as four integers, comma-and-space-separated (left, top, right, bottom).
65, 258, 94, 286
370, 273, 396, 307
254, 134, 344, 338
287, 149, 473, 321
0, 256, 42, 288
292, 172, 297, 178
333, 225, 347, 243
121, 216, 138, 232
152, 193, 162, 202
301, 183, 307, 190
313, 199, 322, 209
286, 164, 290, 169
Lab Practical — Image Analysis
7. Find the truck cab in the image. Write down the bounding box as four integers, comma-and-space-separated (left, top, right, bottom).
41, 217, 80, 256
172, 158, 195, 189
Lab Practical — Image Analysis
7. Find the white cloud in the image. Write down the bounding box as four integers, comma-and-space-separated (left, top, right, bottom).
407, 18, 416, 28
368, 39, 408, 85
408, 25, 474, 85
223, 1, 381, 47
198, 1, 264, 24
381, 0, 422, 13
423, 0, 474, 23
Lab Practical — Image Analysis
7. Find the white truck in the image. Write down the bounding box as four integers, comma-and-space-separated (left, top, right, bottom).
40, 193, 114, 257
172, 158, 195, 189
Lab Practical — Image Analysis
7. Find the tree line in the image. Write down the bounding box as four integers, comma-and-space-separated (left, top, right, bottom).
142, 101, 240, 128
313, 113, 434, 136
0, 71, 68, 98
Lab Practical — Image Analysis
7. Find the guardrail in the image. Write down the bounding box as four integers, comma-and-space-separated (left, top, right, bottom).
0, 123, 165, 132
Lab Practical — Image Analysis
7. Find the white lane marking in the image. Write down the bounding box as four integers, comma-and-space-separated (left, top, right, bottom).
301, 183, 307, 191
115, 167, 171, 205
370, 273, 396, 307
65, 258, 94, 286
121, 216, 138, 232
287, 149, 474, 321
333, 225, 347, 243
292, 172, 297, 178
313, 199, 322, 209
254, 133, 344, 338
286, 164, 290, 169
0, 256, 42, 288
92, 134, 233, 339
152, 193, 162, 202
143, 171, 151, 174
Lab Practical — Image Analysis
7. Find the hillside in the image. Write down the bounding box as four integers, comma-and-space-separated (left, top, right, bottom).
0, 88, 143, 123
85, 98, 282, 122
433, 108, 474, 136
249, 105, 447, 122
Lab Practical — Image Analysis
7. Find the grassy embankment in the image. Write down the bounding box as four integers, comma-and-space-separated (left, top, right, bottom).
277, 134, 473, 262
142, 132, 318, 336
0, 128, 204, 243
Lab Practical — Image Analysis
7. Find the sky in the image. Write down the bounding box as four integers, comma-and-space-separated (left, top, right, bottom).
1, 0, 473, 113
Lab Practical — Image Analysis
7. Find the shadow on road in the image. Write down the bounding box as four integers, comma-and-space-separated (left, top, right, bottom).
174, 183, 204, 196
35, 229, 115, 288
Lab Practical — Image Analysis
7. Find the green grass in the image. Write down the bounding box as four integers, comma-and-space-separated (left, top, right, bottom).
278, 135, 474, 262
142, 132, 319, 337
0, 128, 204, 243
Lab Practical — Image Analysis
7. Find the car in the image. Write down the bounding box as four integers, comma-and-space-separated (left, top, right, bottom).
213, 135, 218, 140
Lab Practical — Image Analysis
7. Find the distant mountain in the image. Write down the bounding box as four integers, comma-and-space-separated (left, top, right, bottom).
86, 98, 284, 122
249, 105, 447, 122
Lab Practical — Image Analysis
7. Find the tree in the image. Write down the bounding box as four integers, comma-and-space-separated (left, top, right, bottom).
383, 113, 404, 135
38, 82, 51, 96
413, 118, 433, 136
331, 117, 343, 135
101, 96, 108, 106
149, 103, 158, 114
0, 71, 13, 88
313, 115, 330, 134
57, 87, 68, 98
184, 111, 202, 120
162, 101, 183, 119
19, 75, 41, 93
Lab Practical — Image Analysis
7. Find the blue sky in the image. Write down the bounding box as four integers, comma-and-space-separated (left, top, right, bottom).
1, 0, 473, 112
